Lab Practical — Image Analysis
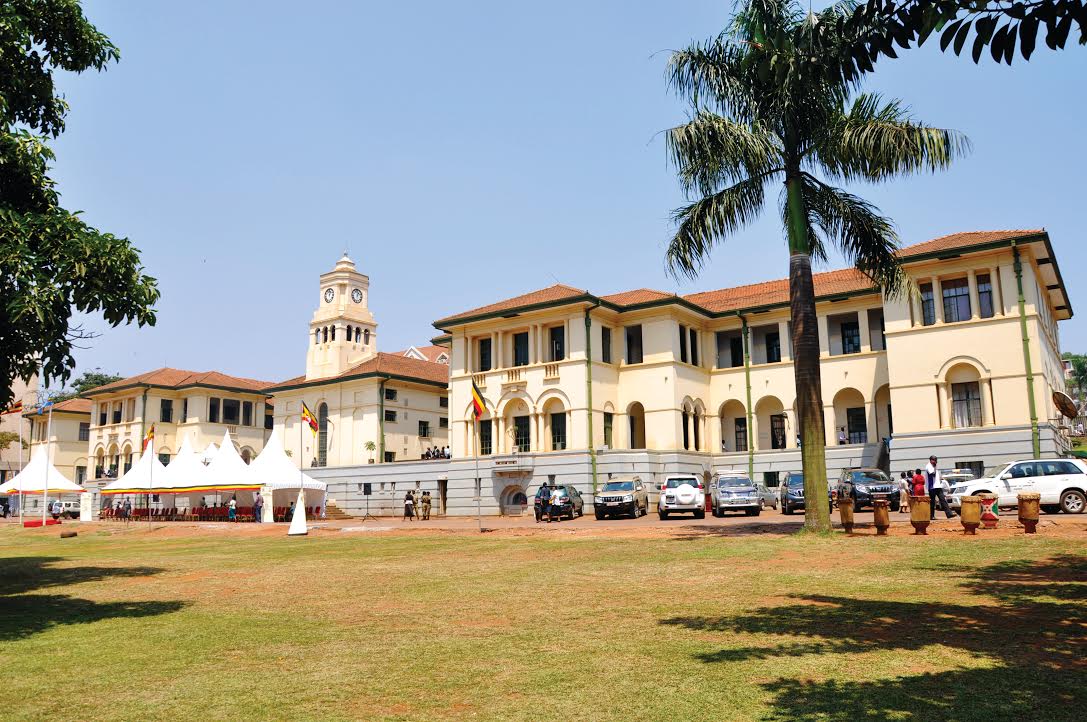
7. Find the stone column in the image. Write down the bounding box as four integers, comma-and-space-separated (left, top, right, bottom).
858, 308, 871, 352
980, 378, 995, 426
937, 383, 950, 429
967, 271, 980, 319
910, 289, 922, 327
778, 320, 791, 361
933, 277, 945, 323
992, 266, 1005, 315
865, 401, 877, 443
824, 404, 836, 445
817, 315, 830, 357
493, 331, 502, 369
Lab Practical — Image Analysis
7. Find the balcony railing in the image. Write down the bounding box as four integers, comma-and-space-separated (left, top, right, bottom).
503, 368, 524, 386
543, 363, 560, 379
472, 372, 487, 389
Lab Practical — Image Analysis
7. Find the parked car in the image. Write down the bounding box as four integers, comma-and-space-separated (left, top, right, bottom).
710, 473, 761, 517
779, 472, 834, 515
947, 459, 1087, 514
593, 476, 648, 519
941, 468, 978, 488
658, 475, 705, 519
837, 468, 900, 512
534, 484, 585, 521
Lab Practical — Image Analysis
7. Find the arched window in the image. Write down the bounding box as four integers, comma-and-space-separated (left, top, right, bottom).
347, 325, 353, 342
314, 329, 320, 345
317, 403, 329, 466
322, 327, 328, 343
355, 327, 361, 343
364, 329, 370, 345
330, 325, 336, 341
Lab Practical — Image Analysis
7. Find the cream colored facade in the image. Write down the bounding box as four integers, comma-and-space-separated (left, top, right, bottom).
24, 398, 91, 485
82, 374, 274, 479
268, 254, 450, 468
434, 230, 1073, 496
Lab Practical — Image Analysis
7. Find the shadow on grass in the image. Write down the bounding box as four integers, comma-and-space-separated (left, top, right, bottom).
669, 521, 807, 539
660, 554, 1086, 721
1, 556, 185, 641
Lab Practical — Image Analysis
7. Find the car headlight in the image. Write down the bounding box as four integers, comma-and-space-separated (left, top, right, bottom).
853, 484, 868, 493
623, 494, 633, 502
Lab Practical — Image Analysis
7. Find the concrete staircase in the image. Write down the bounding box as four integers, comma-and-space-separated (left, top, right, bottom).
323, 499, 354, 521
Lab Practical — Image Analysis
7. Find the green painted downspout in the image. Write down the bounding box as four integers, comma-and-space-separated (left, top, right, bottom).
378, 378, 386, 463
1012, 241, 1041, 458
584, 305, 600, 494
741, 315, 754, 482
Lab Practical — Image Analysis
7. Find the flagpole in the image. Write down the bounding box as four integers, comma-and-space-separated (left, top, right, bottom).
42, 403, 52, 527
148, 432, 153, 531
474, 416, 482, 533
17, 406, 24, 525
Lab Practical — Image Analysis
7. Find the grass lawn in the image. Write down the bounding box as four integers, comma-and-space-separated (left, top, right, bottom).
1, 524, 1084, 721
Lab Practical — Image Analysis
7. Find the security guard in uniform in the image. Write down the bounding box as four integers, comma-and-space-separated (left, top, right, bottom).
421, 491, 432, 520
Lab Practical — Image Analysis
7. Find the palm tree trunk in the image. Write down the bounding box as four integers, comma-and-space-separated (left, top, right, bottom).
785, 176, 831, 532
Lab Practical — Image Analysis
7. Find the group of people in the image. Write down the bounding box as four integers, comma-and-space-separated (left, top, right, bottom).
422, 446, 450, 460
533, 483, 563, 523
402, 489, 432, 521
898, 455, 957, 519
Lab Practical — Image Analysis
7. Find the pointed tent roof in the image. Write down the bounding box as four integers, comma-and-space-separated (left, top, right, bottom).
158, 435, 211, 493
100, 445, 169, 495
0, 446, 84, 495
201, 431, 260, 491
200, 441, 219, 465
246, 430, 326, 491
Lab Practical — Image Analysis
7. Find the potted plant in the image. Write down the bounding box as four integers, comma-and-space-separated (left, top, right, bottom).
364, 441, 376, 463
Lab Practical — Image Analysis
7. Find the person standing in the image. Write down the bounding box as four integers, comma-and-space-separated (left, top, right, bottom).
925, 455, 956, 520
838, 427, 848, 445
898, 472, 911, 514
421, 491, 432, 520
403, 491, 415, 521
122, 497, 132, 525
535, 484, 551, 523
228, 495, 237, 522
50, 498, 62, 521
253, 491, 264, 523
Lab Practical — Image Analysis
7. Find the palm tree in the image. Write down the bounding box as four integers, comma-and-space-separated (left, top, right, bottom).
664, 0, 969, 531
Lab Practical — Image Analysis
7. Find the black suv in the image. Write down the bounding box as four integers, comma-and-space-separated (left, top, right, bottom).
837, 468, 900, 511
779, 472, 833, 515
534, 484, 585, 521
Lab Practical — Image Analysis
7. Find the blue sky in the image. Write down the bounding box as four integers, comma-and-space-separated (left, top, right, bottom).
52, 0, 1086, 385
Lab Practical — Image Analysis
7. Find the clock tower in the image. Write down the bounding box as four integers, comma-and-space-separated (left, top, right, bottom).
305, 253, 378, 380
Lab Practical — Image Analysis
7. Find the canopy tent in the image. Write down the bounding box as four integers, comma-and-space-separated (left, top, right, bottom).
247, 430, 325, 492
0, 446, 84, 495
157, 435, 212, 494
199, 442, 219, 465
201, 431, 261, 493
100, 445, 169, 495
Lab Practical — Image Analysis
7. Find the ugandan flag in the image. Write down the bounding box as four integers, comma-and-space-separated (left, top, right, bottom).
1, 400, 23, 415
301, 401, 319, 435
142, 424, 155, 451
471, 380, 486, 419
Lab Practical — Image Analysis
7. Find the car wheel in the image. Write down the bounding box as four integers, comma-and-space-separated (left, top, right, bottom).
1041, 504, 1061, 514
1060, 489, 1086, 514
782, 504, 792, 515
751, 507, 761, 517
594, 511, 604, 520
659, 511, 668, 520
694, 510, 705, 519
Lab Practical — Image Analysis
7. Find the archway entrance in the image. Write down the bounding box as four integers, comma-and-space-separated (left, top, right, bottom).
499, 484, 528, 516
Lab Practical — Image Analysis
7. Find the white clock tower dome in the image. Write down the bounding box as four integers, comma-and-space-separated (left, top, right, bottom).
305, 253, 378, 380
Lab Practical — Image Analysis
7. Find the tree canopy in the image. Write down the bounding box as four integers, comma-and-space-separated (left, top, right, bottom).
0, 0, 159, 409
49, 369, 123, 401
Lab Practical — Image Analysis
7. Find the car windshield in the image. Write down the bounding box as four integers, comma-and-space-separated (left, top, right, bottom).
849, 470, 890, 483
665, 477, 699, 489
602, 481, 634, 492
719, 477, 752, 487
983, 463, 1011, 478
787, 474, 804, 487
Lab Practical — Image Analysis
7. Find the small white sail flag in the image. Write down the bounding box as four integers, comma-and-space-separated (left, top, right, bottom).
287, 487, 308, 536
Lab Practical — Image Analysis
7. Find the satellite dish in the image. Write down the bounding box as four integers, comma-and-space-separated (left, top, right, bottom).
1053, 390, 1078, 419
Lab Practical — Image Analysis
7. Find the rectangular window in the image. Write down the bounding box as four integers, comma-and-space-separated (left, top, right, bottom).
479, 419, 493, 455
977, 274, 994, 318
942, 278, 971, 322
551, 412, 566, 450
222, 399, 240, 425
766, 332, 781, 363
384, 451, 396, 463
242, 401, 253, 427
513, 332, 530, 367
160, 399, 173, 423
439, 396, 448, 408
384, 409, 397, 423
679, 324, 689, 363
770, 414, 786, 449
601, 327, 612, 363
954, 460, 985, 478
734, 418, 748, 452
682, 411, 690, 449
208, 398, 220, 424
264, 411, 273, 430
920, 283, 936, 326
385, 387, 397, 401
182, 399, 188, 422
951, 382, 983, 428
98, 407, 107, 426
763, 471, 780, 488
846, 407, 868, 443
514, 415, 531, 452
76, 466, 87, 484
625, 325, 643, 364
112, 405, 122, 425
603, 412, 613, 448
689, 327, 699, 366
78, 422, 90, 442
439, 417, 449, 429
730, 336, 744, 367
478, 338, 492, 372
418, 420, 430, 438
549, 326, 565, 361
841, 322, 861, 354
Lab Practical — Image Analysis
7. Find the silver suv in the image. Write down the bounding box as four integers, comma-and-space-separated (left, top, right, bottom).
658, 475, 706, 520
594, 476, 649, 519
710, 473, 762, 517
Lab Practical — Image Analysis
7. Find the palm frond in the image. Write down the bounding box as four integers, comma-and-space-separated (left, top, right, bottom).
667, 111, 782, 197
666, 175, 769, 280
801, 173, 907, 297
813, 93, 971, 182
666, 38, 755, 120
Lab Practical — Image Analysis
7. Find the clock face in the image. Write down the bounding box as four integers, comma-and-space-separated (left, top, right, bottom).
324, 287, 335, 303
351, 288, 363, 304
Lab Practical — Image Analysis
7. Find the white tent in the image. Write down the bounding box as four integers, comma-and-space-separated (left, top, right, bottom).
199, 441, 219, 465
100, 445, 169, 495
202, 431, 259, 492
159, 435, 210, 493
0, 445, 84, 495
247, 430, 325, 492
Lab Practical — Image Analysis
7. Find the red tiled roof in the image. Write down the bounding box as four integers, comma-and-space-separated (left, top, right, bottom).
83, 367, 274, 395
898, 229, 1043, 259
268, 352, 450, 391
434, 284, 588, 326
23, 397, 92, 416
394, 345, 451, 363
600, 289, 676, 306
685, 268, 873, 313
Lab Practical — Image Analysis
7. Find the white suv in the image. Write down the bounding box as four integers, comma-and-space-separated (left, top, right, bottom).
658, 475, 706, 520
947, 459, 1087, 514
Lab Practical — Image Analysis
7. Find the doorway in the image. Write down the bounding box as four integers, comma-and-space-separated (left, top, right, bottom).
438, 479, 448, 515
